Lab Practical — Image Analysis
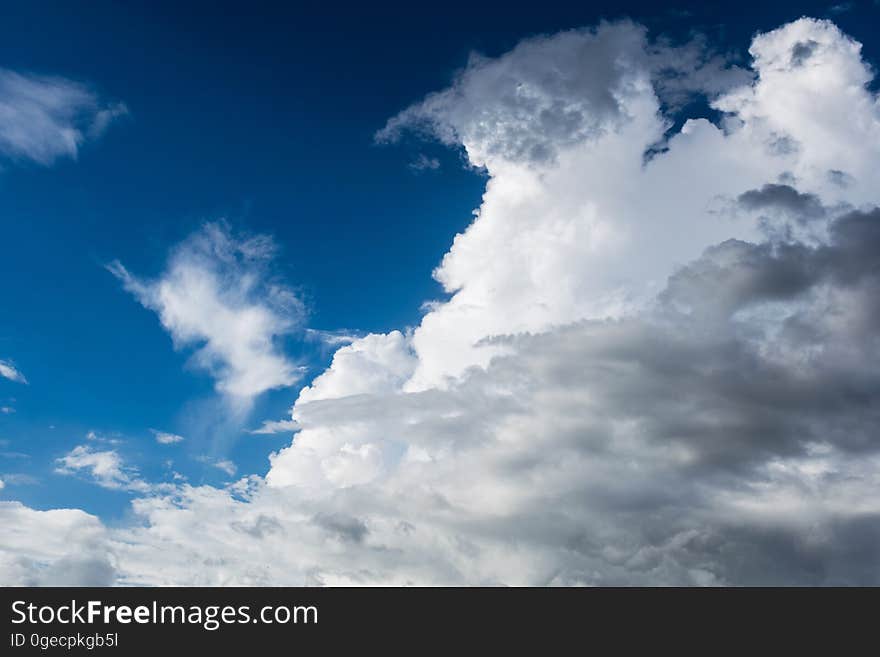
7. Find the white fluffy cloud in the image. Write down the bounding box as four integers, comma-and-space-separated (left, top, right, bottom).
0, 359, 27, 384
377, 19, 880, 390
0, 68, 126, 166
295, 331, 416, 405
109, 222, 305, 402
4, 18, 880, 586
0, 502, 113, 586
55, 445, 151, 493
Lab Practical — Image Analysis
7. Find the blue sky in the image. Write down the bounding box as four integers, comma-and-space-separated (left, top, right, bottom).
2, 1, 880, 585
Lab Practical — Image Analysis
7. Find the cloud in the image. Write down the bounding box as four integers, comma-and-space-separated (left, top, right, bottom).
828, 2, 854, 15
0, 68, 126, 166
377, 21, 750, 168
304, 328, 358, 347
408, 154, 440, 172
85, 429, 122, 445
380, 17, 880, 391
0, 360, 27, 384
152, 430, 185, 445
55, 445, 151, 493
197, 455, 237, 477
112, 202, 880, 585
737, 183, 826, 222
296, 331, 416, 405
0, 502, 114, 586
108, 222, 305, 402
249, 418, 300, 435
0, 474, 38, 486
5, 17, 880, 586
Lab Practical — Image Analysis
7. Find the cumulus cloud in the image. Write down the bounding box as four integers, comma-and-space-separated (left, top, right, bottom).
0, 68, 126, 166
295, 331, 416, 405
0, 359, 27, 384
100, 199, 880, 586
55, 445, 151, 493
108, 222, 305, 402
4, 17, 880, 586
377, 21, 750, 167
375, 17, 880, 391
0, 502, 114, 586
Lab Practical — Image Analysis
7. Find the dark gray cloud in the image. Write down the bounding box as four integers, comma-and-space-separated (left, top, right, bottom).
737, 183, 826, 222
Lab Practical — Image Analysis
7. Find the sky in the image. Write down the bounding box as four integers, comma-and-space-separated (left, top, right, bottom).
1, 0, 880, 585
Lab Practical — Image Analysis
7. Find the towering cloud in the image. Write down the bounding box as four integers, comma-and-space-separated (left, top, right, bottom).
3, 18, 879, 586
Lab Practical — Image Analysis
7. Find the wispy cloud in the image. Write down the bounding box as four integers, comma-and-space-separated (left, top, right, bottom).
0, 68, 126, 166
197, 455, 237, 477
408, 153, 440, 172
0, 360, 27, 384
249, 418, 300, 435
0, 473, 38, 486
85, 430, 122, 446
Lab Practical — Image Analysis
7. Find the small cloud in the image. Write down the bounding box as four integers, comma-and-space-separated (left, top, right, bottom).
249, 418, 300, 435
737, 183, 826, 222
408, 153, 441, 172
0, 473, 38, 486
0, 407, 14, 415
55, 445, 150, 492
87, 101, 129, 138
0, 359, 27, 384
304, 328, 358, 347
197, 455, 237, 477
85, 430, 122, 445
214, 459, 236, 476
151, 429, 185, 445
829, 2, 854, 14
